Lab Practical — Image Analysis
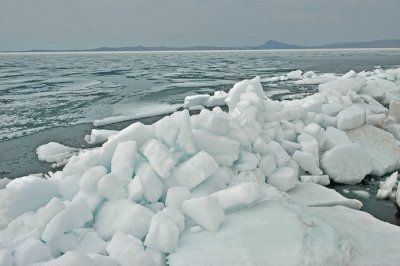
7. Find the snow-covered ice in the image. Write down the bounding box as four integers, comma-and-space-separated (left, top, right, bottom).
93, 104, 179, 127
288, 183, 362, 209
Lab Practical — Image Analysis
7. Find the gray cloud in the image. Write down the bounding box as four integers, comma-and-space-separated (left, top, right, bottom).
0, 0, 399, 50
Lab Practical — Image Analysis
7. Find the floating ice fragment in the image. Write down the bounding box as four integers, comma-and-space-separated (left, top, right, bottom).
36, 142, 78, 163
84, 129, 118, 145
376, 171, 398, 199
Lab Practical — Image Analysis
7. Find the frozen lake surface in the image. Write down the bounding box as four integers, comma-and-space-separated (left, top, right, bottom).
1, 49, 400, 141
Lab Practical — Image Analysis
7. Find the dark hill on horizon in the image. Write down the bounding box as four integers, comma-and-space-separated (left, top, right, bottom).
5, 39, 400, 53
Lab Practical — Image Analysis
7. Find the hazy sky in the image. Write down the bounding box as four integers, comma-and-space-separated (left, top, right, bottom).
1, 0, 399, 50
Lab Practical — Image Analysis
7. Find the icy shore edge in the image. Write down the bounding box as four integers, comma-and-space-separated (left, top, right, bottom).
2, 67, 400, 265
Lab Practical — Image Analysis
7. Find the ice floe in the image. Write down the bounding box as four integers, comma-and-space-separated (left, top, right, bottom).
36, 142, 78, 167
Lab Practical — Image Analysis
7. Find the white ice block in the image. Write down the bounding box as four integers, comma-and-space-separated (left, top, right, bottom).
106, 231, 154, 266
321, 143, 372, 185
127, 177, 144, 202
281, 140, 301, 155
84, 129, 118, 145
0, 249, 12, 266
347, 124, 400, 176
235, 151, 259, 171
287, 70, 303, 80
258, 154, 276, 177
389, 100, 400, 123
79, 166, 107, 192
44, 251, 95, 266
376, 171, 398, 199
97, 173, 127, 200
300, 175, 330, 186
14, 238, 53, 266
198, 109, 230, 135
336, 106, 365, 130
174, 109, 197, 155
169, 151, 219, 190
144, 212, 180, 253
322, 127, 351, 150
42, 199, 93, 242
142, 138, 176, 179
211, 182, 266, 212
3, 176, 59, 219
193, 129, 240, 166
269, 141, 291, 167
94, 199, 154, 240
111, 140, 137, 183
36, 142, 77, 163
165, 187, 191, 210
161, 207, 186, 234
154, 115, 179, 147
267, 167, 298, 192
292, 150, 323, 175
182, 196, 225, 231
137, 163, 164, 203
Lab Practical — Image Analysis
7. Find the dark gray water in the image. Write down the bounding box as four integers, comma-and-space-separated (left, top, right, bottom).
1, 49, 400, 141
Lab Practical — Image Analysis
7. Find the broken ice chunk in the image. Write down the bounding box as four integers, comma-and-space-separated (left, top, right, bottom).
111, 140, 137, 183
144, 212, 180, 253
321, 143, 372, 185
267, 167, 298, 192
182, 196, 225, 231
142, 139, 176, 179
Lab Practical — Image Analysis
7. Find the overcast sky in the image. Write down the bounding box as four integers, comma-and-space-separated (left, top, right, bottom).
1, 0, 399, 50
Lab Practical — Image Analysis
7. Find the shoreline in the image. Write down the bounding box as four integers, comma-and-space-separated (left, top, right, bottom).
0, 113, 170, 179
1, 110, 399, 227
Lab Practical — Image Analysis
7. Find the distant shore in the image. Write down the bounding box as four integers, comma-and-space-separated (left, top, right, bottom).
3, 39, 400, 53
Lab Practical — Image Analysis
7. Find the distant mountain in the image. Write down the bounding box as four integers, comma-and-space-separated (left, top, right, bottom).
315, 39, 400, 49
91, 45, 237, 52
254, 39, 400, 50
254, 40, 303, 49
21, 45, 241, 53
4, 39, 400, 53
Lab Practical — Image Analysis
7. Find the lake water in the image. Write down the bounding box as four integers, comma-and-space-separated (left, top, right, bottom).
1, 49, 400, 141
